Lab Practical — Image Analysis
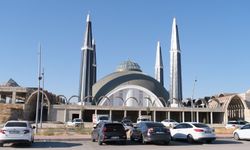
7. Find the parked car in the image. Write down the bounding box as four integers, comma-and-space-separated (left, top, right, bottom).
233, 123, 250, 140
226, 120, 248, 129
130, 125, 142, 142
66, 118, 84, 127
170, 122, 216, 143
121, 118, 133, 127
136, 115, 151, 123
161, 119, 179, 128
91, 122, 127, 145
137, 121, 171, 145
0, 120, 35, 147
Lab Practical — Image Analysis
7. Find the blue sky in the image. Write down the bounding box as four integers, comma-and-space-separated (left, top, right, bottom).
0, 0, 250, 101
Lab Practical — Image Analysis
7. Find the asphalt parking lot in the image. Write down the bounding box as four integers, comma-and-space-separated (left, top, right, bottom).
1, 138, 250, 150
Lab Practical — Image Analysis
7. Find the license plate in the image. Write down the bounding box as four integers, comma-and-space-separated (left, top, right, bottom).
205, 131, 211, 133
111, 136, 119, 139
9, 130, 20, 134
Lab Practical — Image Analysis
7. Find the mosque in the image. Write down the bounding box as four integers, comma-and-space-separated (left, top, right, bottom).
1, 14, 250, 125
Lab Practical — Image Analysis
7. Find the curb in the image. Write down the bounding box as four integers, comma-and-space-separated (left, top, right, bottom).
34, 138, 91, 142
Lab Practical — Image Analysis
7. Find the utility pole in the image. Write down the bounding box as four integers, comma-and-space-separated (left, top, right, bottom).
40, 68, 45, 128
35, 43, 42, 134
191, 77, 197, 122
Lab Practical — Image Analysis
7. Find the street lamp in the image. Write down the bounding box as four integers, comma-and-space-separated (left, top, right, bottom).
191, 78, 197, 122
35, 44, 42, 134
39, 68, 45, 128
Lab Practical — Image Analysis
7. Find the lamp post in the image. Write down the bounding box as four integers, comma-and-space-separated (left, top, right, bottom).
39, 68, 45, 128
191, 78, 197, 122
35, 44, 42, 134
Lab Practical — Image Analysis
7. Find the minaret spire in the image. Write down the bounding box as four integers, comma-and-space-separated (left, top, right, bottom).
79, 14, 95, 104
92, 39, 97, 85
155, 41, 164, 86
169, 17, 183, 107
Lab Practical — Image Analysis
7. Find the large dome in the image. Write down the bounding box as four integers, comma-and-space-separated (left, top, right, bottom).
116, 60, 142, 72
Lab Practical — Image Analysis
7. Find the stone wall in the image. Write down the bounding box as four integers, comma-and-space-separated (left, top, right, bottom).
0, 104, 24, 123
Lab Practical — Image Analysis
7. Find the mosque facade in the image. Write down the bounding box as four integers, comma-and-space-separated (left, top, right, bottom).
1, 14, 250, 125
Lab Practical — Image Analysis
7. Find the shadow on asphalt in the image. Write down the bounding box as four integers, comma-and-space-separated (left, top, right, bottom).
8, 141, 82, 148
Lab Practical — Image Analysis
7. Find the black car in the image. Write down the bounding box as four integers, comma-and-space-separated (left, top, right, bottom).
121, 118, 133, 127
137, 121, 171, 145
91, 122, 127, 145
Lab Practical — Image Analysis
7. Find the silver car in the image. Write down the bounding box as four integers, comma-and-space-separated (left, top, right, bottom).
0, 120, 34, 147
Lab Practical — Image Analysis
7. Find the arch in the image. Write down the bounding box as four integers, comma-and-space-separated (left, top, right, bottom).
123, 97, 140, 106
208, 98, 220, 109
194, 99, 208, 108
68, 95, 80, 104
93, 71, 169, 106
82, 95, 94, 104
98, 96, 111, 106
224, 95, 247, 120
57, 95, 67, 104
157, 97, 167, 107
26, 90, 51, 106
98, 84, 164, 107
25, 89, 51, 121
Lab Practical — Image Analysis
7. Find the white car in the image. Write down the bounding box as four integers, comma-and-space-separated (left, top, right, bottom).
233, 123, 250, 140
170, 122, 216, 143
0, 120, 34, 147
226, 120, 248, 129
66, 118, 84, 127
161, 119, 179, 128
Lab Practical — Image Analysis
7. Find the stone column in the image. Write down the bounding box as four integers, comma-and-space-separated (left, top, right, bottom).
109, 110, 112, 121
182, 111, 185, 122
124, 110, 127, 118
196, 111, 199, 122
64, 106, 67, 122
168, 111, 170, 120
12, 91, 16, 104
210, 112, 213, 124
153, 110, 156, 122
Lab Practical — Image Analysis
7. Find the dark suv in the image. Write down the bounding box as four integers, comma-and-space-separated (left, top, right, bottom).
91, 122, 127, 145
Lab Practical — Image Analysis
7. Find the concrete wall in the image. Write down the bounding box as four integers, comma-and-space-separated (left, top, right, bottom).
0, 104, 23, 123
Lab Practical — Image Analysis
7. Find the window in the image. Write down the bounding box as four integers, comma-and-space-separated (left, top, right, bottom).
5, 122, 27, 127
242, 125, 250, 129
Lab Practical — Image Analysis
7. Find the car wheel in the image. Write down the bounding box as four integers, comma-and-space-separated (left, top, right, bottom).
0, 143, 3, 147
164, 141, 170, 145
98, 137, 103, 145
206, 140, 213, 144
187, 134, 194, 144
234, 133, 240, 140
26, 142, 32, 147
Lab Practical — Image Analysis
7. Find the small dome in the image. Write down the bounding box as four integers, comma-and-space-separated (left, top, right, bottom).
116, 60, 142, 72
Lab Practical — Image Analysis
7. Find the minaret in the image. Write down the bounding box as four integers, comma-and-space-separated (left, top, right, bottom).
155, 41, 164, 86
169, 18, 182, 107
92, 39, 97, 85
79, 14, 95, 103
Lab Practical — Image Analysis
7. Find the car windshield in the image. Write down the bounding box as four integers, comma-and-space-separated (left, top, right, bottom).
105, 123, 124, 131
193, 123, 209, 128
139, 118, 150, 121
146, 123, 164, 128
5, 122, 27, 127
99, 116, 109, 120
227, 121, 237, 124
74, 119, 82, 122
